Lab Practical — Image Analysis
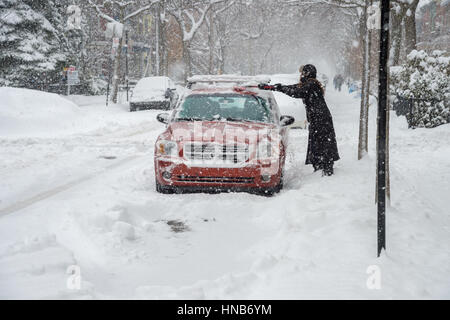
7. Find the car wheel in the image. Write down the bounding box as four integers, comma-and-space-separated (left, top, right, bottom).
130, 105, 136, 112
156, 180, 175, 194
278, 172, 284, 191
260, 175, 283, 197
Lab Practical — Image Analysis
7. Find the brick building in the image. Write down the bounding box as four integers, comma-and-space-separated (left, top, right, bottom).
417, 0, 450, 52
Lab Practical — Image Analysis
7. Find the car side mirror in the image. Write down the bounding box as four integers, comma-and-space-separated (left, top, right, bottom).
164, 89, 171, 99
157, 113, 170, 124
280, 115, 295, 127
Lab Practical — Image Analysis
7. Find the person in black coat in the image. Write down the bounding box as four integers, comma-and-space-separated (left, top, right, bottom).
259, 64, 340, 176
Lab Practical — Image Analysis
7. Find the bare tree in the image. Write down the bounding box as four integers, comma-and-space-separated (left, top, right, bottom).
87, 0, 160, 103
166, 0, 228, 82
204, 0, 236, 74
390, 0, 419, 64
358, 0, 372, 159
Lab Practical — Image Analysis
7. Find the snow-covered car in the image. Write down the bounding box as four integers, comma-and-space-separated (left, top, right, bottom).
130, 76, 178, 111
154, 77, 295, 196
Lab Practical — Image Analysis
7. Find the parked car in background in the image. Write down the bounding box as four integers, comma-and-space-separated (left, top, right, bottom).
130, 76, 178, 111
154, 75, 295, 196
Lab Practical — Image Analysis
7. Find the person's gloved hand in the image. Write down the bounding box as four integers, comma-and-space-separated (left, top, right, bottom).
258, 83, 282, 91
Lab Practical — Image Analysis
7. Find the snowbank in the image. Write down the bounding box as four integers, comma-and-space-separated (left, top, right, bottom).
0, 87, 82, 138
0, 83, 449, 299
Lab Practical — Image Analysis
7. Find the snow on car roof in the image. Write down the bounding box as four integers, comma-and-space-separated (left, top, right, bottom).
134, 76, 171, 91
187, 86, 270, 97
187, 74, 271, 89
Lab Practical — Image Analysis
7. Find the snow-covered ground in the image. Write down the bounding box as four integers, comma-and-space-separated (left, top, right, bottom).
0, 81, 449, 299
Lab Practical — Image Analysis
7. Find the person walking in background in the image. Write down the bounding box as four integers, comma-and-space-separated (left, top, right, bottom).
259, 64, 340, 176
334, 74, 344, 92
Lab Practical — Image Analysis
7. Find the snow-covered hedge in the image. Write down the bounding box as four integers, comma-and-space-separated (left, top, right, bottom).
391, 50, 449, 128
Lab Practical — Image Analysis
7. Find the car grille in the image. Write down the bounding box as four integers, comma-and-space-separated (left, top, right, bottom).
176, 176, 254, 184
183, 142, 250, 165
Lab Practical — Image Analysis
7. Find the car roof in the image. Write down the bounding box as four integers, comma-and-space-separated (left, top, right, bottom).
187, 86, 272, 97
135, 77, 173, 90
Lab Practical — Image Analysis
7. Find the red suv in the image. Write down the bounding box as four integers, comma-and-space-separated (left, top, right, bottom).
154, 78, 294, 196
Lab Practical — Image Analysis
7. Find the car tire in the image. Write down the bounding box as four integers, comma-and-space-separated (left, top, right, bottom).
156, 180, 175, 194
260, 174, 283, 197
130, 105, 136, 112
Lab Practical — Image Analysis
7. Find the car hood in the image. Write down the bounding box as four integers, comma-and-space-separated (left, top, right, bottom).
164, 121, 278, 145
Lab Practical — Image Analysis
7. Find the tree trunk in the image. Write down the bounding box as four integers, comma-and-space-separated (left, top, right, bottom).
111, 8, 124, 104
389, 6, 403, 66
248, 40, 254, 75
142, 51, 151, 78
208, 10, 214, 74
111, 35, 123, 104
161, 17, 168, 76
218, 44, 225, 74
183, 41, 192, 83
403, 0, 419, 57
155, 6, 161, 76
358, 1, 372, 160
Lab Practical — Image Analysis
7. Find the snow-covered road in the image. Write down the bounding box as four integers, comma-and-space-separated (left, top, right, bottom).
0, 85, 449, 299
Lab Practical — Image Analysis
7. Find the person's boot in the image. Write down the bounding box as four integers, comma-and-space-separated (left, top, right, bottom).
313, 163, 322, 172
322, 164, 334, 176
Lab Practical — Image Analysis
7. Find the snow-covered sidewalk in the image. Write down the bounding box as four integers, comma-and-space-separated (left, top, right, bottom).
0, 86, 449, 299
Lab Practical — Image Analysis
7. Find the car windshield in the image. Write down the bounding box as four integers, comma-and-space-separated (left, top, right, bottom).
175, 94, 273, 123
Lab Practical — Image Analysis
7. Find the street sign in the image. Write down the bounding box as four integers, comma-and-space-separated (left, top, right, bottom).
67, 70, 80, 85
112, 37, 120, 48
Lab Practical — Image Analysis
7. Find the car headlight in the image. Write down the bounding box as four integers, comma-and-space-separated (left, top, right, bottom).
156, 140, 178, 157
257, 140, 273, 159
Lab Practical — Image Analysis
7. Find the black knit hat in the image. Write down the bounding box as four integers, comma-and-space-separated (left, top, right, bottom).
302, 64, 317, 79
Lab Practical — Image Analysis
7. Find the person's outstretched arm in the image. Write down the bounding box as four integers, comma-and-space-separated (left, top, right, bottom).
277, 83, 311, 99
259, 83, 311, 99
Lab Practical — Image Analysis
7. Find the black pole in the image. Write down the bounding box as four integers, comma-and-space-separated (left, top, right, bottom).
107, 50, 113, 107
106, 62, 111, 107
377, 0, 390, 257
125, 30, 129, 102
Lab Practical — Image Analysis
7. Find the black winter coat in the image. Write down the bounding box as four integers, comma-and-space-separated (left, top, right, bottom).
276, 79, 340, 166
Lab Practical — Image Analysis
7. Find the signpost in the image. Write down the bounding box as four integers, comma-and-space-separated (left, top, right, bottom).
125, 30, 130, 102
106, 37, 119, 107
66, 66, 79, 96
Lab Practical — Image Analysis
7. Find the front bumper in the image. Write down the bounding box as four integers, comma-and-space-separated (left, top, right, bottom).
155, 159, 282, 190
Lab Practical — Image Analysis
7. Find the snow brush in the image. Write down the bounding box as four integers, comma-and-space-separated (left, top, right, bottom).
246, 84, 276, 90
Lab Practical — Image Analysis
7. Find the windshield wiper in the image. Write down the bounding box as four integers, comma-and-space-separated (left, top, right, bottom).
225, 117, 258, 123
175, 117, 205, 122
